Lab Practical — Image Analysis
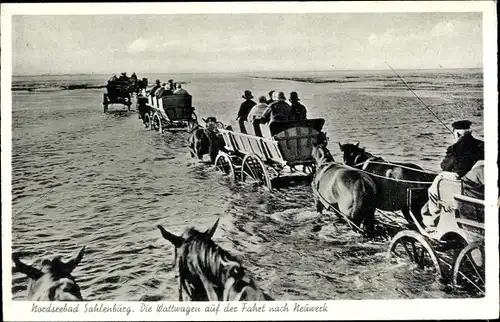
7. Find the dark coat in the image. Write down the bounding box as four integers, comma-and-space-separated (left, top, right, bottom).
290, 102, 307, 120
440, 134, 484, 177
237, 99, 256, 121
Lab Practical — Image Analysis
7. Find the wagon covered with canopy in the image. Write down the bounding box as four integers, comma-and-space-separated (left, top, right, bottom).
215, 118, 327, 189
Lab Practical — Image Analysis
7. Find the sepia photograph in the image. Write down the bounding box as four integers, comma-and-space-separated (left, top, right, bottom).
1, 1, 498, 321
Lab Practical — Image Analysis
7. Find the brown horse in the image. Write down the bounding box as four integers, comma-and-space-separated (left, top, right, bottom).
157, 219, 272, 301
339, 142, 437, 225
311, 143, 377, 235
188, 117, 226, 164
12, 247, 86, 301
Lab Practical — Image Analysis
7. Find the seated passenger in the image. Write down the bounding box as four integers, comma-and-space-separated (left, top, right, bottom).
237, 90, 256, 122
149, 79, 161, 97
267, 90, 275, 104
421, 120, 484, 230
289, 92, 307, 120
261, 91, 291, 124
173, 83, 188, 95
155, 83, 167, 97
247, 96, 268, 122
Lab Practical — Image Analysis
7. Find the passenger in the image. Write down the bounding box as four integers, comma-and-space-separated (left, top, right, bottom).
247, 96, 269, 122
168, 79, 176, 92
421, 120, 484, 229
289, 92, 307, 120
173, 83, 188, 95
119, 72, 129, 81
267, 90, 275, 104
108, 74, 117, 84
261, 92, 291, 124
155, 83, 167, 97
236, 90, 256, 122
149, 79, 161, 97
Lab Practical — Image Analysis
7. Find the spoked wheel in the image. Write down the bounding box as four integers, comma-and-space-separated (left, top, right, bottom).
452, 241, 485, 296
388, 230, 442, 277
241, 154, 272, 190
143, 113, 151, 129
152, 112, 162, 133
215, 152, 235, 181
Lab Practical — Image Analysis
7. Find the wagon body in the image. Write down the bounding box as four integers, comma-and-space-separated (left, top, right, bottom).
219, 119, 325, 166
103, 80, 133, 112
140, 93, 198, 132
215, 118, 326, 190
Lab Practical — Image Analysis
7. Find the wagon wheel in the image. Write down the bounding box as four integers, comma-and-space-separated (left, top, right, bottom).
143, 113, 151, 129
452, 241, 485, 296
152, 112, 162, 133
215, 152, 235, 181
241, 154, 272, 190
388, 230, 442, 277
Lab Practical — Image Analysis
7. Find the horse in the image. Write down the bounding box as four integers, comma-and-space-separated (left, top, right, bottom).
188, 117, 226, 164
311, 143, 378, 235
12, 246, 86, 301
157, 219, 272, 301
338, 142, 437, 225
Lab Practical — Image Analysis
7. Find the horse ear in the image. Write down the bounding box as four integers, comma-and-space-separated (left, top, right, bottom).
157, 225, 184, 248
205, 218, 220, 238
65, 246, 85, 272
12, 253, 43, 280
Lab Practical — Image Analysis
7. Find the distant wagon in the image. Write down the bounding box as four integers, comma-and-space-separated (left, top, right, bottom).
102, 80, 133, 112
214, 119, 327, 190
137, 90, 198, 132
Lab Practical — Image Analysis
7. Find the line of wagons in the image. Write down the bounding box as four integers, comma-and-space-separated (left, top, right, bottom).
122, 82, 485, 298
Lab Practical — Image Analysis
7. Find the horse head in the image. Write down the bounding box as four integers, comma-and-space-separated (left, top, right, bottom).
12, 246, 86, 301
339, 141, 369, 165
157, 219, 270, 301
312, 142, 334, 169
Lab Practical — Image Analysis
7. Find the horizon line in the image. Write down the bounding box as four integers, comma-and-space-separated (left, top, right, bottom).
12, 67, 483, 77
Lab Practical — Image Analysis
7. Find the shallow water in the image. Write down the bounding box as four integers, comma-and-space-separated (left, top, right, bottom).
11, 69, 484, 300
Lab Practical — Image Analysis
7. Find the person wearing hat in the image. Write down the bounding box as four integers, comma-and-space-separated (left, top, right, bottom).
155, 83, 167, 97
247, 96, 269, 122
421, 119, 484, 231
261, 91, 291, 124
149, 79, 162, 97
289, 92, 307, 121
237, 90, 256, 122
267, 90, 276, 104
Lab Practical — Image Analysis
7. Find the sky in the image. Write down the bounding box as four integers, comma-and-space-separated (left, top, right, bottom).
11, 12, 482, 75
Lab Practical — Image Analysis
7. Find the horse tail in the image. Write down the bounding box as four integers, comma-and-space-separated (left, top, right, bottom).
350, 177, 376, 234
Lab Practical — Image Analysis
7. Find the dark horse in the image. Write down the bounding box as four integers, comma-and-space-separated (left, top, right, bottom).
157, 219, 272, 301
12, 246, 86, 300
339, 142, 437, 225
311, 143, 377, 235
188, 117, 226, 164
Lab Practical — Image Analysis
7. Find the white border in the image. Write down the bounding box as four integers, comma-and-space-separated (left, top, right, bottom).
1, 1, 498, 321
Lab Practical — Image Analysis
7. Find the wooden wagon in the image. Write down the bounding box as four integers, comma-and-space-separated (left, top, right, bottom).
102, 80, 133, 112
214, 118, 327, 190
139, 92, 198, 132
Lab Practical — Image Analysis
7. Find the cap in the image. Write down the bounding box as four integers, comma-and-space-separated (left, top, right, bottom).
452, 120, 472, 130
